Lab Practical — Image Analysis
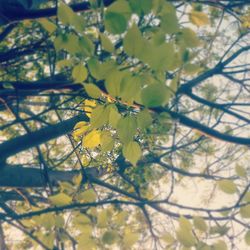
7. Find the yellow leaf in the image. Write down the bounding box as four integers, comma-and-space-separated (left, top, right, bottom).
83, 100, 96, 118
83, 130, 101, 149
72, 121, 89, 139
73, 174, 82, 186
189, 11, 209, 26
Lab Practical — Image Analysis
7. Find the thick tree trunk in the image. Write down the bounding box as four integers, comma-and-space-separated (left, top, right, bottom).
0, 165, 102, 188
0, 114, 88, 165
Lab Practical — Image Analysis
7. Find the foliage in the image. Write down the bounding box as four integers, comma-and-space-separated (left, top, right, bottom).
0, 0, 250, 249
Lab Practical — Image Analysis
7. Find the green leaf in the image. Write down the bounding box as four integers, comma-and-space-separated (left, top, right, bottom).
113, 211, 128, 226
136, 109, 152, 129
180, 28, 201, 48
100, 33, 115, 52
189, 11, 209, 27
77, 233, 96, 250
120, 75, 142, 102
97, 210, 108, 228
77, 189, 96, 202
122, 141, 142, 166
42, 232, 55, 249
100, 131, 114, 152
245, 230, 250, 246
83, 130, 101, 149
104, 12, 127, 34
58, 3, 75, 26
235, 164, 247, 177
90, 105, 108, 129
72, 64, 88, 83
102, 231, 119, 245
213, 240, 227, 250
161, 232, 175, 245
117, 116, 137, 143
193, 216, 207, 232
73, 213, 91, 226
105, 69, 125, 97
217, 180, 237, 194
129, 0, 152, 15
176, 229, 196, 247
160, 3, 179, 34
49, 193, 72, 206
107, 0, 132, 19
123, 227, 139, 248
142, 42, 175, 71
58, 3, 85, 31
78, 35, 94, 56
88, 58, 102, 80
179, 216, 192, 231
108, 105, 121, 128
240, 205, 250, 218
243, 192, 250, 202
39, 18, 57, 34
123, 23, 144, 57
183, 63, 202, 75
84, 83, 102, 99
141, 84, 171, 107
55, 215, 65, 228
210, 225, 229, 236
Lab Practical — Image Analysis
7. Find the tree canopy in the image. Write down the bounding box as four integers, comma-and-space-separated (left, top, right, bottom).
0, 0, 250, 249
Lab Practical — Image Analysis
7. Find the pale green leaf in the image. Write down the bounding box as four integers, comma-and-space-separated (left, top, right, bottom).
240, 205, 250, 218
180, 28, 201, 48
245, 230, 250, 246
113, 211, 128, 226
117, 116, 137, 143
141, 84, 171, 107
129, 0, 152, 15
100, 131, 114, 152
189, 11, 209, 27
176, 229, 196, 247
213, 240, 227, 250
123, 228, 139, 248
105, 12, 127, 34
235, 164, 247, 177
97, 210, 108, 228
49, 193, 72, 206
136, 109, 152, 129
90, 105, 108, 129
123, 23, 144, 57
77, 189, 96, 202
122, 141, 142, 166
72, 64, 88, 83
107, 105, 121, 128
78, 35, 94, 56
55, 215, 64, 228
39, 18, 56, 34
217, 180, 237, 194
100, 33, 114, 52
160, 3, 179, 34
120, 75, 142, 102
84, 83, 102, 99
193, 216, 207, 232
161, 232, 175, 245
105, 69, 125, 97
